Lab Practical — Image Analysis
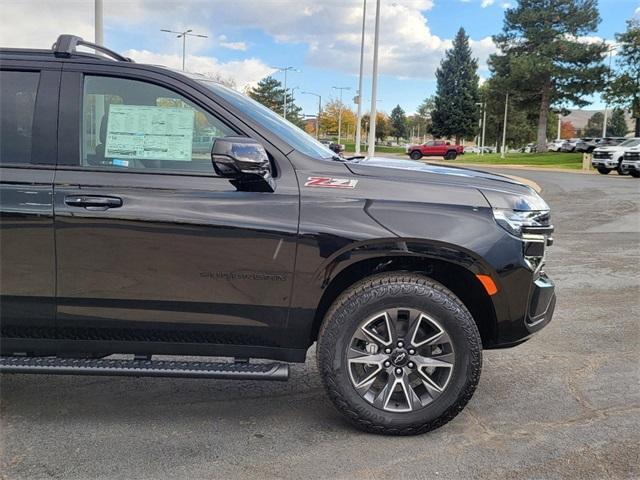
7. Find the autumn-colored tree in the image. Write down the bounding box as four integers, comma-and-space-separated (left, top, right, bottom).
560, 120, 576, 139
319, 100, 356, 139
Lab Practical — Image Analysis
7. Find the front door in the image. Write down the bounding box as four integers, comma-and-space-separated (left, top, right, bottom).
53, 69, 299, 355
0, 63, 60, 345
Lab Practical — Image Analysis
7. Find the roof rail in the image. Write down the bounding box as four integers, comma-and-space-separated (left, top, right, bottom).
52, 34, 133, 62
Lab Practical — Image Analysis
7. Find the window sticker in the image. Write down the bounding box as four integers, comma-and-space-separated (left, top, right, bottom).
104, 105, 195, 161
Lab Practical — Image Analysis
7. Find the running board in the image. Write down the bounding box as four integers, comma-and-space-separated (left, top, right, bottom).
0, 356, 289, 381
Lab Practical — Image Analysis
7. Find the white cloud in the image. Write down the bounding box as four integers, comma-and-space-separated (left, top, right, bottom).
218, 35, 248, 51
1, 0, 498, 82
481, 0, 495, 7
0, 0, 94, 48
634, 6, 640, 17
124, 49, 274, 90
501, 2, 512, 8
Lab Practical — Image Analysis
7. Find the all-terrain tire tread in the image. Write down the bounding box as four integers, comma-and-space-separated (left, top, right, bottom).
317, 272, 482, 436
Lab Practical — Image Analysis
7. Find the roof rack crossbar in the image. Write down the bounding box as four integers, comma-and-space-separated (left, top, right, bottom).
52, 34, 133, 62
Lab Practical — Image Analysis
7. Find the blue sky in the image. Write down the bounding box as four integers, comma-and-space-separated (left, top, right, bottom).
2, 0, 639, 115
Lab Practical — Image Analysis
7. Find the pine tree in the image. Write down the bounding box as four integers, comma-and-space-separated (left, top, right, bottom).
430, 28, 480, 144
604, 19, 640, 136
607, 109, 629, 137
490, 0, 608, 152
390, 105, 407, 143
584, 112, 604, 137
247, 76, 304, 127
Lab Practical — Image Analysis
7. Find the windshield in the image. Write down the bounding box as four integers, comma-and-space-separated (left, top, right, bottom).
619, 139, 640, 148
188, 75, 335, 159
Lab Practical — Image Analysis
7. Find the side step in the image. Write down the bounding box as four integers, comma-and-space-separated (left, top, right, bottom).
0, 356, 289, 381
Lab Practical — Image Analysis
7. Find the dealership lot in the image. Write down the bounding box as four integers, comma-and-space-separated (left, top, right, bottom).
1, 168, 638, 480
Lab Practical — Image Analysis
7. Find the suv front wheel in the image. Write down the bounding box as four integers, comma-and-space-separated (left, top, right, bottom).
317, 273, 482, 435
409, 150, 423, 160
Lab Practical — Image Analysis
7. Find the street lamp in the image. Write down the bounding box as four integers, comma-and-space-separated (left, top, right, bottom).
302, 91, 322, 139
271, 66, 300, 118
476, 102, 486, 155
501, 92, 509, 159
602, 43, 619, 138
355, 0, 367, 154
95, 0, 103, 45
161, 28, 208, 71
367, 0, 381, 158
332, 86, 351, 145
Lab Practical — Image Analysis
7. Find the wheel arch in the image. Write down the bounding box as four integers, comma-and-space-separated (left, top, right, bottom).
310, 252, 499, 349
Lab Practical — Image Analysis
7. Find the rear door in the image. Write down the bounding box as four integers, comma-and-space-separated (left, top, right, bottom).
0, 59, 60, 342
53, 65, 299, 355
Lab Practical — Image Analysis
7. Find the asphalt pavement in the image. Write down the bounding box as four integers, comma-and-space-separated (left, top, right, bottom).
1, 168, 639, 480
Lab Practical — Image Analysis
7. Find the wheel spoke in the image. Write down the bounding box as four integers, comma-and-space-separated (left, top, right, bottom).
373, 375, 396, 410
352, 366, 382, 394
413, 354, 454, 369
400, 374, 423, 411
348, 351, 387, 365
409, 313, 447, 348
360, 312, 393, 346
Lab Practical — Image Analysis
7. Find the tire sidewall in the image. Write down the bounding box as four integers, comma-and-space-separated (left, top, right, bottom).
319, 277, 481, 431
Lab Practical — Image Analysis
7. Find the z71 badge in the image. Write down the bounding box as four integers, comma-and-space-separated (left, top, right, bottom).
304, 177, 359, 189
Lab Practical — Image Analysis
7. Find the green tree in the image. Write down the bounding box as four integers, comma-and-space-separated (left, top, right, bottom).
430, 27, 480, 144
604, 19, 640, 136
390, 105, 407, 143
362, 112, 390, 143
607, 109, 629, 137
584, 112, 604, 137
247, 76, 304, 127
490, 0, 608, 152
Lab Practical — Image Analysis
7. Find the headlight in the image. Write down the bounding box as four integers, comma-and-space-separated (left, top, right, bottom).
492, 209, 551, 236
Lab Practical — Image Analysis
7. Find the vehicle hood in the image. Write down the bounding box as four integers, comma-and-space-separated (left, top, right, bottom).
594, 146, 623, 152
347, 156, 530, 193
345, 157, 548, 211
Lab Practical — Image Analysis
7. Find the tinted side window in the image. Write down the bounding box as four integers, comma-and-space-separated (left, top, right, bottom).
0, 71, 40, 165
82, 76, 236, 173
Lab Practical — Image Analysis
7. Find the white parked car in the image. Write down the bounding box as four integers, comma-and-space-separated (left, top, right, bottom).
591, 137, 640, 175
621, 144, 640, 178
547, 140, 567, 152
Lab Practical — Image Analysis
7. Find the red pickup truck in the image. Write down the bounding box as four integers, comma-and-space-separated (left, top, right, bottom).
406, 140, 464, 160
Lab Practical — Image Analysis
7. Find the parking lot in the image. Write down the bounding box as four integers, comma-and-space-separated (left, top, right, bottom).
1, 168, 638, 480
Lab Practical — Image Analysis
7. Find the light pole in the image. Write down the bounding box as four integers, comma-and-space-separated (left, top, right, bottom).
557, 113, 562, 141
355, 0, 367, 154
476, 102, 486, 155
302, 91, 322, 139
602, 44, 618, 138
501, 93, 509, 159
161, 28, 208, 71
272, 66, 300, 118
95, 0, 103, 45
481, 102, 487, 156
367, 0, 381, 158
333, 86, 351, 145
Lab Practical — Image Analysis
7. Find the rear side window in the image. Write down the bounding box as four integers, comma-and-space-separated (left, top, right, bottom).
82, 76, 236, 174
0, 71, 40, 165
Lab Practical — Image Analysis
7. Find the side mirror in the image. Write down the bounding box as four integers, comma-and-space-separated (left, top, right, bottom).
211, 136, 275, 192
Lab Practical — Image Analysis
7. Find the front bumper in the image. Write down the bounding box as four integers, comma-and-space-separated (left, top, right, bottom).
592, 159, 618, 169
621, 156, 640, 173
526, 272, 556, 329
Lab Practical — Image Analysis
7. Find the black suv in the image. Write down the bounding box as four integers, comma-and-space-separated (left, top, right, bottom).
0, 36, 556, 435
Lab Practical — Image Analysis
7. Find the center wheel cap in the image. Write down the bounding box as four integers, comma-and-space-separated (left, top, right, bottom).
391, 349, 409, 367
